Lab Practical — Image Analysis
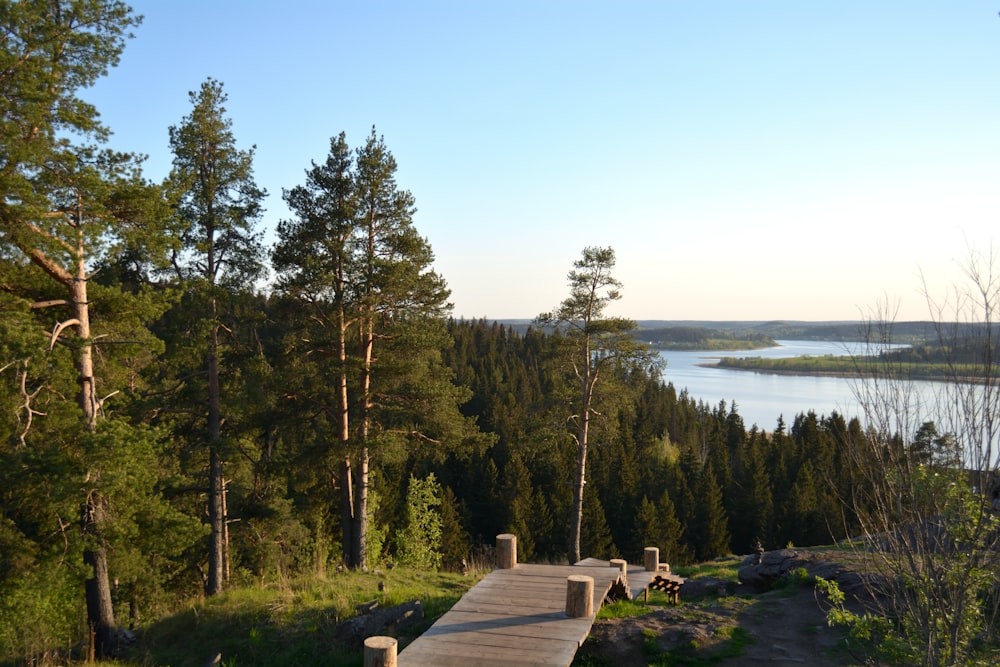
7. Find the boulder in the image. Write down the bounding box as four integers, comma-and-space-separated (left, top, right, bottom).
336, 599, 423, 648
737, 548, 801, 591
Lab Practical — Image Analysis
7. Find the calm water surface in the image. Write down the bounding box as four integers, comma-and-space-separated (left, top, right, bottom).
658, 340, 896, 429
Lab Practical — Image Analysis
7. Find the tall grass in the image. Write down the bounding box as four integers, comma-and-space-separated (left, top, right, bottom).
37, 566, 485, 667
143, 566, 479, 666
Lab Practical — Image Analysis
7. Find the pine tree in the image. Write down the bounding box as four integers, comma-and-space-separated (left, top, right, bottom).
691, 464, 731, 561
0, 3, 189, 655
580, 489, 616, 560
274, 129, 474, 570
537, 246, 660, 563
438, 486, 471, 571
730, 434, 775, 551
166, 78, 266, 595
633, 492, 692, 566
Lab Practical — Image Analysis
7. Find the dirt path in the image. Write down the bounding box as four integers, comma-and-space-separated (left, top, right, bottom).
730, 585, 852, 664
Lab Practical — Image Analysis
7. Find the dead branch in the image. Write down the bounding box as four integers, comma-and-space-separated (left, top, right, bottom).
16, 361, 45, 449
30, 299, 70, 309
49, 318, 81, 350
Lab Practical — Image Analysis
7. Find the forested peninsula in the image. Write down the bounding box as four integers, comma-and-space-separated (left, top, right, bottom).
713, 334, 994, 382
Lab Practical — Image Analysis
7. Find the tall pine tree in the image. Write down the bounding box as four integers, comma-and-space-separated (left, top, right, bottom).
165, 77, 265, 595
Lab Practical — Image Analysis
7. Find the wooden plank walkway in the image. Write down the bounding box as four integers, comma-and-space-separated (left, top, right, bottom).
397, 560, 662, 667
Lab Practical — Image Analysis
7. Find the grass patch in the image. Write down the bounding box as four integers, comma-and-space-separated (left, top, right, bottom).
769, 566, 814, 595
647, 624, 753, 666
596, 598, 653, 621
673, 556, 741, 583
118, 567, 480, 667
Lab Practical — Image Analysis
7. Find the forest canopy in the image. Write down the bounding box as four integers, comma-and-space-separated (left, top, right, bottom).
2, 3, 1000, 665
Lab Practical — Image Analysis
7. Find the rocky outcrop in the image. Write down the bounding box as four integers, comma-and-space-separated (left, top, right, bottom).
736, 548, 877, 602
737, 548, 803, 592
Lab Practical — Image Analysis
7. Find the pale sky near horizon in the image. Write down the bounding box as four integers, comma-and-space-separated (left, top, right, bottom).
86, 1, 1000, 322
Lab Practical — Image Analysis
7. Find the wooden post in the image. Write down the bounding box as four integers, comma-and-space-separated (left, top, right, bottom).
363, 636, 397, 667
610, 558, 628, 582
644, 547, 659, 572
496, 533, 517, 569
566, 575, 594, 617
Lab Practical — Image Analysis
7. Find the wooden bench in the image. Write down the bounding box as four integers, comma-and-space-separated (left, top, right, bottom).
645, 573, 686, 604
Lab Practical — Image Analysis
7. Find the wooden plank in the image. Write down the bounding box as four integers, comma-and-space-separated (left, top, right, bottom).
399, 636, 578, 667
451, 597, 565, 614
410, 630, 576, 651
397, 561, 642, 666
420, 609, 592, 643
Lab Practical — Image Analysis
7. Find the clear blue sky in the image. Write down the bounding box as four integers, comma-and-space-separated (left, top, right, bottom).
86, 1, 1000, 322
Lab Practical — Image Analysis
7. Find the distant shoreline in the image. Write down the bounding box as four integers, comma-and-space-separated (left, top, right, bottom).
700, 360, 985, 384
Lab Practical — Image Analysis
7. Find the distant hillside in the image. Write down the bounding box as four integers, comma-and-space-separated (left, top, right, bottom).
491, 319, 940, 345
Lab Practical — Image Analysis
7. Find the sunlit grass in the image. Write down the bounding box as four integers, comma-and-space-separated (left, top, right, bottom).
673, 555, 741, 582
596, 597, 653, 621
118, 566, 482, 667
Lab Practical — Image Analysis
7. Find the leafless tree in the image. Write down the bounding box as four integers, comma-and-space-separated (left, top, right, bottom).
839, 247, 1000, 665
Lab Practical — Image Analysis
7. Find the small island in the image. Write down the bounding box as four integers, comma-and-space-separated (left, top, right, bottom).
715, 344, 992, 383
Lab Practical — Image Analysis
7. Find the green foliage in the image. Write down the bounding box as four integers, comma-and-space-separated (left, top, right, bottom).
815, 576, 905, 664
122, 567, 479, 667
364, 490, 388, 567
818, 458, 1000, 667
167, 77, 266, 287
0, 564, 79, 664
395, 474, 443, 569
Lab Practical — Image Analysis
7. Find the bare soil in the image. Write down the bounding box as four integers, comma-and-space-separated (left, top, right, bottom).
575, 549, 871, 666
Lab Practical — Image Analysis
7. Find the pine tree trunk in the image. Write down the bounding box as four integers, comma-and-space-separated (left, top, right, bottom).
350, 311, 374, 570
569, 441, 587, 564
206, 318, 226, 594
570, 371, 592, 564
352, 445, 370, 569
340, 456, 354, 566
82, 511, 116, 658
207, 444, 225, 595
72, 221, 116, 650
222, 476, 230, 584
337, 304, 354, 567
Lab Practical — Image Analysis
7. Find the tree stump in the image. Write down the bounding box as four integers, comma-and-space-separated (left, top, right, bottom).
644, 546, 659, 572
496, 533, 517, 569
363, 636, 397, 667
566, 575, 594, 618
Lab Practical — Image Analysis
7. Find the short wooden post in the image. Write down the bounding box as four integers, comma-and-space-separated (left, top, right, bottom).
566, 575, 594, 618
610, 558, 628, 582
644, 546, 659, 572
363, 636, 397, 667
496, 533, 517, 569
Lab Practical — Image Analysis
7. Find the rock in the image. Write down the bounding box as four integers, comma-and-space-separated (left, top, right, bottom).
336, 599, 424, 648
679, 576, 734, 600
738, 548, 801, 591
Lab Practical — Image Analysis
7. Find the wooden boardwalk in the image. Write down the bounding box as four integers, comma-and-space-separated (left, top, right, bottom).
396, 560, 662, 667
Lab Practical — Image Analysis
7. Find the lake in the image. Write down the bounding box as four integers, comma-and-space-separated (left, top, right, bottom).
657, 340, 900, 429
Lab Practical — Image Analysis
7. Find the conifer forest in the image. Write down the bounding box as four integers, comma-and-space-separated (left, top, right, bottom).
4, 3, 1000, 664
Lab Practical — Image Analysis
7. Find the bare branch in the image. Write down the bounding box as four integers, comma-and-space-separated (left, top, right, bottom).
48, 318, 81, 350
15, 361, 46, 449
30, 299, 70, 309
